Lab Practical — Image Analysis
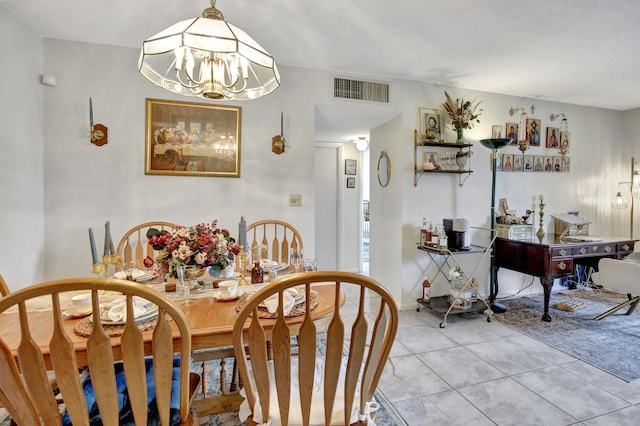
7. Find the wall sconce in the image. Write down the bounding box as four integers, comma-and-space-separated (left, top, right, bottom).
611, 157, 640, 238
272, 112, 285, 155
89, 97, 108, 147
353, 136, 369, 152
550, 113, 570, 157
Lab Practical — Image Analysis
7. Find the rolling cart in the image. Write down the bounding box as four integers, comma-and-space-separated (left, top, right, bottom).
416, 230, 496, 328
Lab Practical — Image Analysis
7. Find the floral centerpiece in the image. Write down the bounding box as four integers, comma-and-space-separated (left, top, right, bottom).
442, 91, 483, 143
145, 220, 240, 278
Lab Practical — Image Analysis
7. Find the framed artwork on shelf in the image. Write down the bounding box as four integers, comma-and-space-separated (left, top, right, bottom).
546, 127, 559, 148
346, 177, 356, 188
423, 152, 440, 170
552, 156, 562, 171
144, 98, 242, 177
524, 155, 533, 171
506, 122, 519, 145
527, 118, 542, 146
492, 125, 502, 138
533, 155, 544, 172
543, 156, 553, 171
345, 159, 357, 175
419, 107, 444, 142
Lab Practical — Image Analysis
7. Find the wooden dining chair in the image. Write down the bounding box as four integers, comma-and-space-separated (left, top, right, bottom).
116, 221, 177, 271
232, 271, 398, 426
0, 274, 9, 297
246, 220, 303, 265
0, 277, 200, 425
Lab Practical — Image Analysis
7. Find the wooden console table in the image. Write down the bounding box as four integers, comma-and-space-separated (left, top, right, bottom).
494, 236, 637, 322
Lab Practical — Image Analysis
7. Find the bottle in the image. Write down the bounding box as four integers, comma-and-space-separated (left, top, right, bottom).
420, 218, 428, 246
422, 278, 431, 302
431, 224, 439, 247
251, 261, 263, 284
439, 226, 448, 250
426, 221, 433, 245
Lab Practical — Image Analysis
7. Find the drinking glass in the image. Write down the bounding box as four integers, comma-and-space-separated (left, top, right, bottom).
177, 265, 196, 305
304, 258, 318, 272
289, 248, 304, 272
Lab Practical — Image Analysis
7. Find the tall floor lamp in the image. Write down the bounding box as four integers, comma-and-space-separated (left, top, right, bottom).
479, 138, 512, 313
611, 157, 640, 239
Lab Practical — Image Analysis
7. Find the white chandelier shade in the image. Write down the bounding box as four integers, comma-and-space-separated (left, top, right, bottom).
139, 4, 280, 101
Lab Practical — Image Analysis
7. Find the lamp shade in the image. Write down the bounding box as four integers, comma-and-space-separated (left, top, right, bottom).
138, 1, 280, 100
479, 138, 512, 150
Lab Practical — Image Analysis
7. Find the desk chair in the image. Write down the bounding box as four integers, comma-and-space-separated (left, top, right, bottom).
0, 278, 200, 425
246, 220, 303, 265
591, 254, 640, 320
232, 271, 398, 425
116, 221, 177, 271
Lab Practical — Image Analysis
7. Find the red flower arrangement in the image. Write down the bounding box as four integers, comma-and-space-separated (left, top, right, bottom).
146, 220, 240, 278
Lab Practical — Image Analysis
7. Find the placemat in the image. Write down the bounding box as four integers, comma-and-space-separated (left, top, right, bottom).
234, 290, 318, 318
73, 315, 158, 337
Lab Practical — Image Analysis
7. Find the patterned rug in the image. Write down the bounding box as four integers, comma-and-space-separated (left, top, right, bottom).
496, 289, 640, 382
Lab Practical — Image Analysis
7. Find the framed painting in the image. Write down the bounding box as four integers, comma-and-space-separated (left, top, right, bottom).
526, 118, 542, 146
419, 107, 444, 142
506, 122, 518, 145
492, 125, 502, 138
145, 98, 242, 177
502, 154, 514, 172
345, 159, 357, 175
546, 127, 559, 148
543, 156, 554, 172
523, 155, 533, 171
346, 177, 356, 188
533, 155, 544, 172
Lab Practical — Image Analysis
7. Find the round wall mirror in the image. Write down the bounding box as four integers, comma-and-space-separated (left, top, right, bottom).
377, 150, 391, 187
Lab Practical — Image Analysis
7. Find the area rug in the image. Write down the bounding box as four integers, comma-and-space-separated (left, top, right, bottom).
496, 290, 640, 382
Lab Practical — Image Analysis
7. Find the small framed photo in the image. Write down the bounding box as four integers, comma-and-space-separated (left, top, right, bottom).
423, 152, 440, 170
346, 177, 356, 188
527, 118, 542, 146
513, 156, 523, 172
524, 155, 533, 171
492, 125, 502, 138
419, 107, 444, 142
502, 154, 514, 171
546, 127, 559, 148
345, 159, 357, 175
506, 122, 519, 145
552, 156, 562, 172
533, 155, 544, 172
493, 153, 503, 171
543, 156, 553, 172
560, 132, 570, 150
562, 156, 571, 172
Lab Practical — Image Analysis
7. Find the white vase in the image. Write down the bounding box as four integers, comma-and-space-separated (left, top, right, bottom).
221, 265, 235, 278
456, 156, 467, 170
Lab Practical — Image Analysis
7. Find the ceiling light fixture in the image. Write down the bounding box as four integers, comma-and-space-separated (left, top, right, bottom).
354, 137, 369, 152
138, 0, 280, 100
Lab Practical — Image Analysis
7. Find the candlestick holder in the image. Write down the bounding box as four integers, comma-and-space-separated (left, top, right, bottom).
537, 201, 546, 238
237, 250, 249, 287
92, 254, 121, 278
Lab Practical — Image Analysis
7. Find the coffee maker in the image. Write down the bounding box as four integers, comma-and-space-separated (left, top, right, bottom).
443, 218, 470, 251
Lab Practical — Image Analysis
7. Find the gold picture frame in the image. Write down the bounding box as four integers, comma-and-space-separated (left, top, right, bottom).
145, 98, 242, 177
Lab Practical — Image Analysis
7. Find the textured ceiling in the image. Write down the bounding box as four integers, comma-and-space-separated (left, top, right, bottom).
5, 0, 640, 142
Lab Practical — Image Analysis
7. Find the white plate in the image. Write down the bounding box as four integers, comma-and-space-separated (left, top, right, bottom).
135, 272, 158, 283
99, 304, 158, 325
113, 269, 146, 280
64, 307, 92, 318
214, 292, 240, 302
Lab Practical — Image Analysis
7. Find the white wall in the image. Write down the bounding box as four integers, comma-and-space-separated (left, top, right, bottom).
0, 6, 45, 291
3, 8, 640, 311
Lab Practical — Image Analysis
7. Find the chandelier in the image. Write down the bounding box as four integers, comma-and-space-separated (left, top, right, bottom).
138, 0, 280, 100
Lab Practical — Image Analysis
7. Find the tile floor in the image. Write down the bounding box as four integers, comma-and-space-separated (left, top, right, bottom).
342, 280, 640, 426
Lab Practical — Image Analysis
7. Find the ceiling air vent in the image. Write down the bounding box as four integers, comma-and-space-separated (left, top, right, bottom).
334, 77, 389, 103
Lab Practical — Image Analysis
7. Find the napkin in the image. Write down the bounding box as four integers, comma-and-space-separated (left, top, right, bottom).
107, 297, 151, 322
261, 288, 298, 315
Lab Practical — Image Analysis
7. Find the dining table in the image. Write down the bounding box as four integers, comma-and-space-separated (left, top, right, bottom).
0, 274, 344, 416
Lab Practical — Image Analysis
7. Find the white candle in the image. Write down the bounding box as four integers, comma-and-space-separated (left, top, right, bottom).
89, 228, 99, 264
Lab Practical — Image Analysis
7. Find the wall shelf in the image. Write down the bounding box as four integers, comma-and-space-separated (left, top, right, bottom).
413, 129, 473, 187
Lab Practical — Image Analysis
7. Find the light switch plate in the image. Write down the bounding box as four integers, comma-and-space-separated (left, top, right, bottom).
289, 194, 302, 207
